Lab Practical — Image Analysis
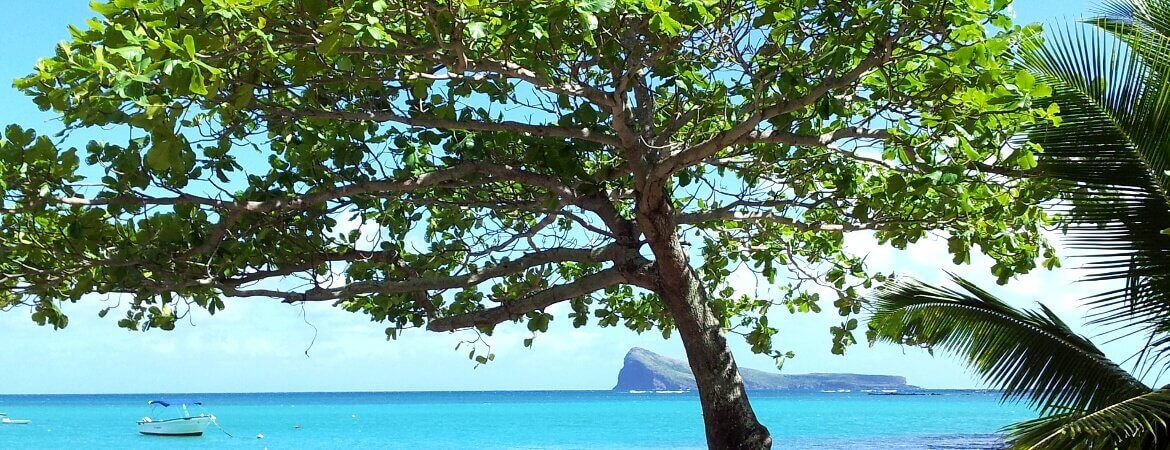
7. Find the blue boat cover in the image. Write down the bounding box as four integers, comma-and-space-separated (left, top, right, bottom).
147, 399, 201, 407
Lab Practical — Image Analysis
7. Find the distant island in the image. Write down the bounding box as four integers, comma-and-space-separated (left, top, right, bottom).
614, 348, 916, 391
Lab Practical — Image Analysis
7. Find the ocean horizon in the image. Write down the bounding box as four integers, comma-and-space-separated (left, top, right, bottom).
0, 389, 1035, 449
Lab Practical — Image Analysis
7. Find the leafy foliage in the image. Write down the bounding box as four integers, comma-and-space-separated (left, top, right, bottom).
1008, 389, 1170, 449
870, 274, 1148, 414
871, 1, 1170, 447
0, 0, 1056, 354
1023, 0, 1170, 367
868, 275, 1170, 448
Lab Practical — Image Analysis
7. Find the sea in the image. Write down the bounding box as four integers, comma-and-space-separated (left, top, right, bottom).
0, 390, 1036, 449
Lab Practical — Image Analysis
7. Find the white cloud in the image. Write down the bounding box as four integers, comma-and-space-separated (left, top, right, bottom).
843, 231, 892, 269
332, 209, 384, 251
311, 209, 389, 289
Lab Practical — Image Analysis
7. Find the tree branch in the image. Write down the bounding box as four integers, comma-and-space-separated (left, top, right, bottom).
651, 41, 895, 182
471, 60, 615, 108
49, 162, 584, 214
677, 210, 860, 231
425, 267, 627, 332
195, 244, 626, 303
263, 106, 621, 147
744, 127, 891, 147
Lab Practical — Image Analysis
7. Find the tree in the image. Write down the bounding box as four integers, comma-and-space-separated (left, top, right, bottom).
0, 1, 1056, 447
870, 0, 1170, 447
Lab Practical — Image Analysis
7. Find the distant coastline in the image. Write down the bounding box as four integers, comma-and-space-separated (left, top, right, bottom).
614, 348, 917, 391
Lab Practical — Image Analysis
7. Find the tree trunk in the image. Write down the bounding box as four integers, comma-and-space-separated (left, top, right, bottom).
637, 194, 772, 449
671, 276, 773, 449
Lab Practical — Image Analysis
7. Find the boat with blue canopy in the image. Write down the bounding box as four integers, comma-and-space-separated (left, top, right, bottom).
136, 399, 214, 436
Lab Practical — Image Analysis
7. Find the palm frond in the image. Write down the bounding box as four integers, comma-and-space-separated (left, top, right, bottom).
1094, 0, 1170, 38
1090, 0, 1170, 138
1094, 0, 1170, 59
868, 274, 1149, 414
1007, 389, 1170, 449
1022, 12, 1170, 364
1024, 23, 1166, 189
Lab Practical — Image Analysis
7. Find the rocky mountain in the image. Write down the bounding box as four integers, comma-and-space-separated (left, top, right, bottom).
613, 347, 915, 391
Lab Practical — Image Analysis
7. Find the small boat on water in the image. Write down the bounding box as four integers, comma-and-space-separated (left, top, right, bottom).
136, 399, 214, 436
867, 389, 913, 396
2, 418, 31, 425
0, 412, 31, 425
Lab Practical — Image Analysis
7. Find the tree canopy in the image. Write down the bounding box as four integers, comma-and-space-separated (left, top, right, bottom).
3, 0, 1053, 341
0, 1, 1058, 445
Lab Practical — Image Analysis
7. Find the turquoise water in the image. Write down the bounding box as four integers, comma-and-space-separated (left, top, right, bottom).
0, 391, 1035, 449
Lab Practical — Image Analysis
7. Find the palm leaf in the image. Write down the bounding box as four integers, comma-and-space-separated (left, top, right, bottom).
1007, 389, 1170, 449
868, 274, 1149, 415
1095, 0, 1170, 72
1022, 6, 1170, 367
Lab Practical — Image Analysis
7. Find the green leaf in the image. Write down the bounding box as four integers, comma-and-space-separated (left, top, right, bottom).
466, 22, 487, 40
189, 69, 208, 95
1016, 70, 1036, 92
145, 139, 172, 171
319, 33, 344, 57
89, 1, 122, 17
650, 12, 683, 34
1017, 151, 1037, 170
109, 46, 144, 60
232, 84, 255, 109
182, 34, 196, 59
576, 0, 615, 13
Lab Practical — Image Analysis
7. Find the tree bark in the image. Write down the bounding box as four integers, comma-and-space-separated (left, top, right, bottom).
637, 193, 772, 449
672, 276, 773, 450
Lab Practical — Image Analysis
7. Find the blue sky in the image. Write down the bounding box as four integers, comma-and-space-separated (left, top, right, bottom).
0, 0, 1123, 394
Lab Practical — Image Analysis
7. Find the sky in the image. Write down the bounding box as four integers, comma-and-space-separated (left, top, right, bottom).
0, 0, 1117, 395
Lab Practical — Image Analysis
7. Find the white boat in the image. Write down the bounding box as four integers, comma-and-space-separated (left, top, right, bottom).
136, 399, 214, 436
1, 417, 31, 425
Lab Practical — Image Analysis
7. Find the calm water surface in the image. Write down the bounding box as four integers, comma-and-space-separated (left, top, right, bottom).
0, 390, 1036, 449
